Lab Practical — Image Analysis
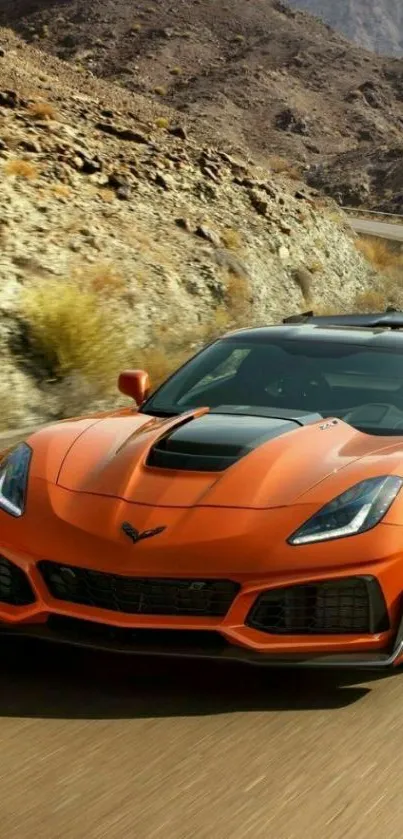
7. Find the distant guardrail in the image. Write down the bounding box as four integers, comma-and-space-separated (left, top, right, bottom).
341, 206, 403, 220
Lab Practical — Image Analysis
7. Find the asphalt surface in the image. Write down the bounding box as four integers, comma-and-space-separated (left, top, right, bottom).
2, 638, 403, 839
349, 217, 403, 242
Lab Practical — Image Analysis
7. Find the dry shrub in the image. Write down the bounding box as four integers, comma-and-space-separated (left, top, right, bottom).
4, 159, 39, 179
204, 307, 232, 341
268, 155, 301, 179
19, 278, 130, 397
286, 168, 302, 182
137, 325, 199, 390
352, 289, 389, 313
28, 101, 57, 121
170, 66, 182, 76
137, 348, 181, 390
221, 228, 244, 251
307, 260, 324, 274
51, 183, 71, 199
137, 315, 237, 392
154, 86, 167, 96
98, 187, 116, 202
225, 275, 251, 323
155, 117, 170, 129
353, 270, 403, 312
355, 236, 403, 272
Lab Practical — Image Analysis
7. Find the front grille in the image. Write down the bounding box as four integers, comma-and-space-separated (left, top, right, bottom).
0, 556, 36, 606
247, 576, 389, 635
38, 561, 240, 618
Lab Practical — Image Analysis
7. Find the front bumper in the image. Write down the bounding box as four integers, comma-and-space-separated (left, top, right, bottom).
1, 546, 403, 668
2, 613, 403, 669
2, 488, 403, 668
0, 552, 401, 668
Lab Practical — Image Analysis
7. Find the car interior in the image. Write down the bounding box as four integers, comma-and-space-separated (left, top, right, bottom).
174, 343, 403, 434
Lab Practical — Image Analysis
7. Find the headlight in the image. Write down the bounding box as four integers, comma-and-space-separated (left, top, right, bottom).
0, 443, 31, 517
288, 476, 403, 545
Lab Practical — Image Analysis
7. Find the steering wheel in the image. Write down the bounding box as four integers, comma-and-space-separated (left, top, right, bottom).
275, 371, 332, 409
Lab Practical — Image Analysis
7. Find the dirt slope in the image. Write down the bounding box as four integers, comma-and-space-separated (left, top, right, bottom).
3, 0, 403, 169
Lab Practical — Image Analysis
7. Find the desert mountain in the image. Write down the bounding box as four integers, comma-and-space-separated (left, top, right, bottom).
3, 0, 403, 171
288, 1, 403, 58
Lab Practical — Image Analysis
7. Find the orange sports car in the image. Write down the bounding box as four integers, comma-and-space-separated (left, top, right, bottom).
3, 309, 403, 669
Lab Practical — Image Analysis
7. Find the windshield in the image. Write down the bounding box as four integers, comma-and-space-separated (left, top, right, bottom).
141, 336, 403, 436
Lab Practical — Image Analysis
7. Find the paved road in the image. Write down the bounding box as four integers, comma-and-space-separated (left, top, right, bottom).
2, 638, 403, 839
350, 217, 403, 242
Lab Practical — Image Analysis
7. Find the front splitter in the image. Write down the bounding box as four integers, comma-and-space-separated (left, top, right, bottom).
1, 616, 403, 670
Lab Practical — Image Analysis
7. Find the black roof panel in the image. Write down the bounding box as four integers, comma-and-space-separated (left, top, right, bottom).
282, 310, 403, 329
226, 311, 403, 349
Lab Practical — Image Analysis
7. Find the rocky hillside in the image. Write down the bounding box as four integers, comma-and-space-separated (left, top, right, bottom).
0, 27, 381, 431
308, 145, 403, 212
288, 1, 403, 57
3, 0, 403, 171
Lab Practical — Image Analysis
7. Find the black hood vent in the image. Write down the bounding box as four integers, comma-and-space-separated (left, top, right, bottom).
146, 407, 322, 472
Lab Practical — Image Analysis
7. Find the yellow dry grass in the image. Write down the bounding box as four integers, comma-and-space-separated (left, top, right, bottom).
352, 289, 391, 312
155, 117, 170, 130
19, 278, 130, 395
4, 159, 39, 179
355, 236, 403, 271
98, 187, 116, 202
268, 155, 301, 179
221, 228, 244, 251
27, 101, 57, 121
307, 260, 324, 274
51, 184, 71, 199
225, 275, 251, 323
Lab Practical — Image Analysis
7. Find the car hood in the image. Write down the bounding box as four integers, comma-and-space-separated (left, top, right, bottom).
51, 407, 403, 510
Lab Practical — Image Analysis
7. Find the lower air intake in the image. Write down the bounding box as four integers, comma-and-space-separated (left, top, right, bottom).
0, 556, 36, 606
38, 561, 240, 618
47, 616, 230, 654
246, 577, 389, 635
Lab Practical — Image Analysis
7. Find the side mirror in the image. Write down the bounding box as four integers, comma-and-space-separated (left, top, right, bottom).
118, 370, 151, 406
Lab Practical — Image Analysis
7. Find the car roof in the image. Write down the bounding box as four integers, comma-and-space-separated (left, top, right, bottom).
225, 311, 403, 349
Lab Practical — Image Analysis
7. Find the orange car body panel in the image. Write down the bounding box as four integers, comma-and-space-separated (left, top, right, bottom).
1, 407, 403, 663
